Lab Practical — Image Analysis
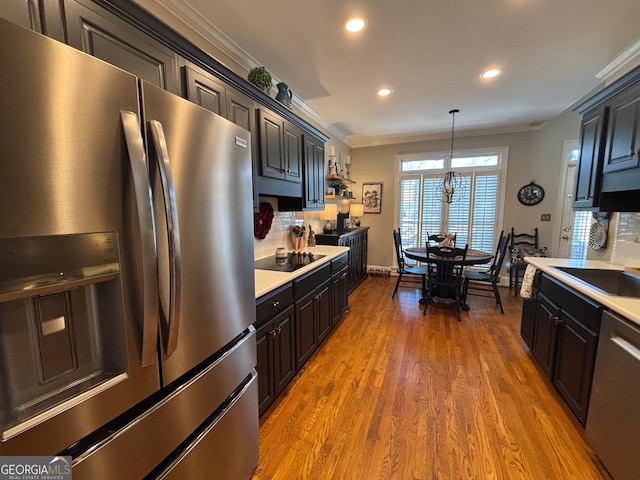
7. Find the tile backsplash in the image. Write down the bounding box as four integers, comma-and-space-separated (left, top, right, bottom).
613, 212, 640, 267
253, 198, 325, 257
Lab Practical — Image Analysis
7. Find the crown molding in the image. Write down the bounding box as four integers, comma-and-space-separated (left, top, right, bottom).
153, 0, 348, 143
154, 0, 254, 71
596, 36, 640, 82
345, 123, 546, 149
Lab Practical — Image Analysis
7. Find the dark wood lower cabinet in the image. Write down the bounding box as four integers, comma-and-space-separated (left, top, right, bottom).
331, 266, 349, 326
256, 258, 347, 416
553, 310, 599, 424
531, 292, 560, 379
294, 279, 331, 368
521, 272, 603, 425
256, 305, 295, 416
255, 284, 295, 416
316, 279, 332, 344
315, 227, 368, 293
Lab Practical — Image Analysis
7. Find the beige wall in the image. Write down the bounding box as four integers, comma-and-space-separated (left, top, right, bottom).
350, 110, 584, 268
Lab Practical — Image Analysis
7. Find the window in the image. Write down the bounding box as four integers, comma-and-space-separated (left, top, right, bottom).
571, 211, 592, 259
396, 148, 507, 258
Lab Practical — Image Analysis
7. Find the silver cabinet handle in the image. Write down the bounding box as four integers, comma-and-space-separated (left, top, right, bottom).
549, 315, 563, 326
121, 111, 159, 367
272, 301, 280, 307
148, 119, 182, 357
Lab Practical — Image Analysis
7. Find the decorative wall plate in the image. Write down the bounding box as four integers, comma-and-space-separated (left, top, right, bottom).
588, 222, 607, 250
517, 180, 545, 206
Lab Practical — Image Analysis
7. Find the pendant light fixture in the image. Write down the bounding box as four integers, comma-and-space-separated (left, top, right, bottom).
438, 109, 466, 203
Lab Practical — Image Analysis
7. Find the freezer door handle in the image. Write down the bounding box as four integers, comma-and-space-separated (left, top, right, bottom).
148, 119, 182, 357
120, 111, 159, 367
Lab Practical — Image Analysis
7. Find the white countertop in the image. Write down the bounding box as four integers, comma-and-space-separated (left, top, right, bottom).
525, 257, 640, 326
254, 246, 349, 298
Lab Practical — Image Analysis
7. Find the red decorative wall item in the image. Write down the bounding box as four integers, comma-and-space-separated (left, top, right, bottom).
254, 202, 274, 239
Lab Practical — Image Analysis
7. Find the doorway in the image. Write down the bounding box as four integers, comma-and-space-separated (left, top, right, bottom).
557, 141, 591, 259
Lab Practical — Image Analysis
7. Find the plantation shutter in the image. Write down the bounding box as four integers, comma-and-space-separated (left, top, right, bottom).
399, 177, 421, 247
471, 174, 498, 253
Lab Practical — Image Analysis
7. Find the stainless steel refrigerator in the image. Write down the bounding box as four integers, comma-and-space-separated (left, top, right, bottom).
0, 18, 258, 479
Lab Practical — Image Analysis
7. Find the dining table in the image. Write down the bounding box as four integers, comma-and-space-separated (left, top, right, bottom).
403, 246, 493, 311
403, 247, 493, 266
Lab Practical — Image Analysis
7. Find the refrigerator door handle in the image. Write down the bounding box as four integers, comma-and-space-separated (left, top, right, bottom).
120, 111, 160, 367
148, 119, 182, 357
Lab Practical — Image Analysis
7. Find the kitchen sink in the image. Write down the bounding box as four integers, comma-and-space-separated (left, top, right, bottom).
555, 267, 640, 298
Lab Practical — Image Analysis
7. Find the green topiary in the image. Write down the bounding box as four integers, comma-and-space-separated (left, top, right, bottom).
248, 66, 272, 93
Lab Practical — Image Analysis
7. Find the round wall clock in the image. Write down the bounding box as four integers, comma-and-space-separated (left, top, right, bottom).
517, 180, 545, 206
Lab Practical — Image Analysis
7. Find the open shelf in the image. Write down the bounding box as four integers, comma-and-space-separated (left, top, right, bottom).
325, 174, 355, 184
325, 195, 354, 200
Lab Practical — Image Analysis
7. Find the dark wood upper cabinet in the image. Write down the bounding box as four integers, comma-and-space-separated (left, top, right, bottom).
304, 135, 326, 210
574, 65, 640, 211
0, 0, 42, 32
573, 108, 607, 209
3, 0, 329, 210
63, 0, 180, 94
226, 88, 254, 133
603, 87, 640, 175
182, 65, 227, 117
258, 109, 302, 185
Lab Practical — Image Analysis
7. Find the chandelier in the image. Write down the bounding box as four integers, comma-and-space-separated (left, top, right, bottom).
437, 109, 466, 204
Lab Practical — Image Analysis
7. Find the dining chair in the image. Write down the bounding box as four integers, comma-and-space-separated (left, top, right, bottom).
423, 243, 468, 320
392, 230, 427, 298
505, 227, 540, 295
462, 231, 510, 313
427, 233, 446, 245
427, 232, 456, 246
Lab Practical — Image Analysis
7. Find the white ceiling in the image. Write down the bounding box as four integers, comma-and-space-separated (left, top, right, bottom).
158, 0, 640, 147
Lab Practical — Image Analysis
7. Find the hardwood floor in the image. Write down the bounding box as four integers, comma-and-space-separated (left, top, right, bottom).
253, 276, 607, 480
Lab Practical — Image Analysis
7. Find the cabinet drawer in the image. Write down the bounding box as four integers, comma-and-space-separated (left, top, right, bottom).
256, 283, 293, 326
331, 253, 348, 273
294, 263, 331, 299
540, 274, 603, 331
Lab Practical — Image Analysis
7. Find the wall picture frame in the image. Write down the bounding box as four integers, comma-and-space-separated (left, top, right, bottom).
362, 182, 382, 214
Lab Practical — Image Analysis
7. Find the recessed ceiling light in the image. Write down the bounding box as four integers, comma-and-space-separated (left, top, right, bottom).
345, 15, 367, 33
377, 88, 392, 97
480, 68, 502, 79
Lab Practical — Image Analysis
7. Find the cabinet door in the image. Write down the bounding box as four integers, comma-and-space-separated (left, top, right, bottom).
604, 88, 640, 174
283, 122, 303, 183
520, 296, 537, 348
226, 87, 258, 210
574, 108, 606, 209
63, 0, 180, 94
553, 310, 598, 425
273, 305, 295, 396
331, 266, 349, 326
316, 279, 332, 343
258, 109, 285, 180
227, 88, 254, 132
0, 0, 42, 32
347, 234, 363, 293
531, 292, 560, 379
182, 65, 227, 117
295, 290, 317, 369
256, 320, 275, 416
303, 135, 325, 209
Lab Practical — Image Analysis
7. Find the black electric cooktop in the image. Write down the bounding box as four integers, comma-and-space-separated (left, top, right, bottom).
254, 252, 326, 272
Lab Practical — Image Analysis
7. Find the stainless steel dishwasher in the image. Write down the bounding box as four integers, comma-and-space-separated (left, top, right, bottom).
586, 310, 640, 480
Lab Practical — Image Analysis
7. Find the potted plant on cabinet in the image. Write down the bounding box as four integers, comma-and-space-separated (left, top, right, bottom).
248, 66, 272, 95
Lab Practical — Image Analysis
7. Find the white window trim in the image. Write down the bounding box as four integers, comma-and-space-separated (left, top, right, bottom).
394, 146, 508, 255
